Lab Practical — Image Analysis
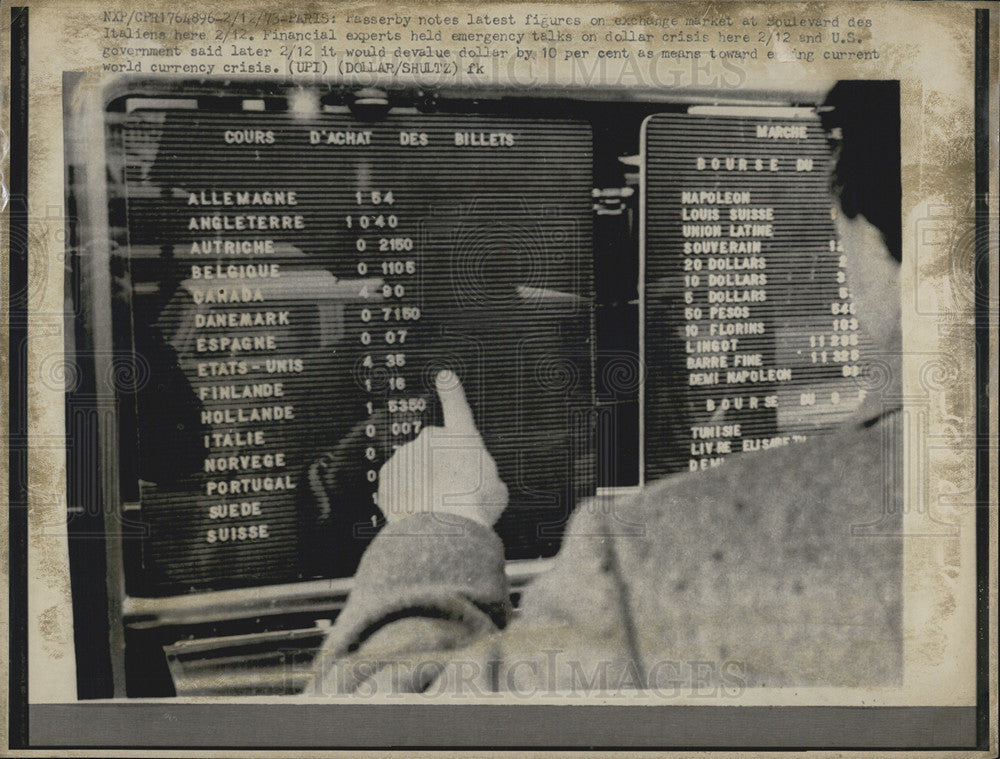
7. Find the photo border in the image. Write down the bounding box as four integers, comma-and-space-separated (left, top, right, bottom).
4, 2, 995, 753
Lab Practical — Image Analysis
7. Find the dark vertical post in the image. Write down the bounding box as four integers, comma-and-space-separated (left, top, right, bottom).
973, 7, 991, 751
9, 4, 30, 748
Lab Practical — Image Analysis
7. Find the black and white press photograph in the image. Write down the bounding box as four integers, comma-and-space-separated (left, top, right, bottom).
4, 0, 994, 754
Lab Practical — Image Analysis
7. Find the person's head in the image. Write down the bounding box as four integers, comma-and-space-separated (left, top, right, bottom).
819, 81, 902, 359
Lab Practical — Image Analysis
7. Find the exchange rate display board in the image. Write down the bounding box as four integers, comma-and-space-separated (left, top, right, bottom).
108, 105, 595, 595
642, 112, 872, 482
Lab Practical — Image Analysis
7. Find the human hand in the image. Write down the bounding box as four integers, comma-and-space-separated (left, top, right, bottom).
376, 371, 508, 528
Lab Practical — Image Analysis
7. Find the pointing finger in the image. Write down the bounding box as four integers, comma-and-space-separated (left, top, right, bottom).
436, 370, 478, 433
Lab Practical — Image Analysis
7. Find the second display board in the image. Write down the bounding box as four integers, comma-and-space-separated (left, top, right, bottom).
642, 111, 872, 481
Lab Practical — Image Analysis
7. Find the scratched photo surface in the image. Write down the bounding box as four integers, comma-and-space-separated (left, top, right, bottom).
8, 0, 991, 732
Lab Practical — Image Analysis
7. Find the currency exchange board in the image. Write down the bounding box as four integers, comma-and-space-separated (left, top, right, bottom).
107, 104, 595, 595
